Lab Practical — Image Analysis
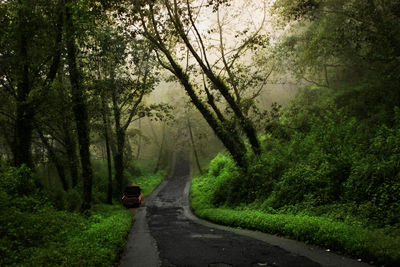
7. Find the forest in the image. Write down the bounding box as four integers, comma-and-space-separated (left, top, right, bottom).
0, 0, 399, 266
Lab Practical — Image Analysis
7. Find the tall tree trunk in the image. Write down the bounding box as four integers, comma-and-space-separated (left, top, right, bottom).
104, 126, 113, 204
136, 118, 141, 160
13, 2, 63, 168
13, 4, 33, 168
111, 79, 125, 196
161, 56, 248, 168
65, 4, 93, 211
167, 4, 261, 156
101, 92, 113, 204
63, 120, 79, 188
97, 63, 113, 204
13, 104, 34, 168
187, 119, 203, 175
154, 123, 166, 173
142, 8, 248, 168
175, 67, 247, 168
114, 129, 125, 196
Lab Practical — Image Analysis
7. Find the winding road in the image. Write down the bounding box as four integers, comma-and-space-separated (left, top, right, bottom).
120, 153, 371, 267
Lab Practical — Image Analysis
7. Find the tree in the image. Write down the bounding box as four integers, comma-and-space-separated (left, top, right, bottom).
93, 24, 168, 195
132, 0, 271, 168
64, 0, 95, 211
187, 117, 203, 174
273, 0, 400, 87
0, 0, 63, 168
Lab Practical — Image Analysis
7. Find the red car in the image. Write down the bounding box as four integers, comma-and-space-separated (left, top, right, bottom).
122, 185, 143, 208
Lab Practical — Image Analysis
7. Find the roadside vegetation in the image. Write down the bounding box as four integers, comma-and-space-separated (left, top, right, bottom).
0, 163, 164, 266
188, 1, 400, 266
191, 83, 400, 266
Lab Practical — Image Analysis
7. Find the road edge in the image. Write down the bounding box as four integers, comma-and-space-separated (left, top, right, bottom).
182, 163, 372, 267
120, 154, 177, 267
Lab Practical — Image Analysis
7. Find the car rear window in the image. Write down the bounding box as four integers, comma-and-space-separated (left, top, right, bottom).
124, 186, 141, 196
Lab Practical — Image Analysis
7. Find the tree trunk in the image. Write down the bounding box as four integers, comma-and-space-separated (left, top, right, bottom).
111, 78, 126, 196
63, 120, 79, 188
142, 8, 248, 168
154, 123, 166, 173
101, 93, 113, 204
13, 2, 63, 169
114, 130, 125, 196
169, 7, 261, 156
97, 62, 113, 204
13, 104, 34, 168
169, 61, 248, 168
136, 118, 141, 160
187, 119, 203, 175
12, 4, 33, 168
65, 4, 93, 212
105, 130, 113, 204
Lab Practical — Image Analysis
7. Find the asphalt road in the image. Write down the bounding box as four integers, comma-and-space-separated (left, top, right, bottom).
120, 153, 371, 267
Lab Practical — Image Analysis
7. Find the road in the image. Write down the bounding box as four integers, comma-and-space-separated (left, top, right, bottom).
120, 153, 371, 267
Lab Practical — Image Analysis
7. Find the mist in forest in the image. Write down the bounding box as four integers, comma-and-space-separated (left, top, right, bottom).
1, 0, 400, 266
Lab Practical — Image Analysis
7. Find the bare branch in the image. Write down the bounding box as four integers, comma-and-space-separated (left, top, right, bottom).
302, 76, 329, 88
217, 8, 240, 102
185, 0, 212, 70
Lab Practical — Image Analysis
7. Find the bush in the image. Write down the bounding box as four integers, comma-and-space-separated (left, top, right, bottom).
0, 164, 38, 196
189, 95, 400, 265
344, 123, 400, 225
65, 189, 82, 211
191, 175, 400, 266
208, 153, 233, 177
0, 204, 132, 266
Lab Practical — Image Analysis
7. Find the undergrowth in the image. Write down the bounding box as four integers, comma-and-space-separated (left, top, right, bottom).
190, 174, 400, 266
188, 87, 400, 267
0, 203, 131, 266
0, 161, 164, 266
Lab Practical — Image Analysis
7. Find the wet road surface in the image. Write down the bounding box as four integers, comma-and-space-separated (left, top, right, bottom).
121, 153, 371, 267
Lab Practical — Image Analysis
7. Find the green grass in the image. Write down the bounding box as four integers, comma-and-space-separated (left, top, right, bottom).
1, 204, 132, 266
190, 175, 400, 266
0, 164, 166, 266
128, 170, 165, 197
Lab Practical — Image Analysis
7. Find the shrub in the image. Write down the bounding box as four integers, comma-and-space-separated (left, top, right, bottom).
0, 204, 132, 266
208, 153, 233, 177
65, 189, 82, 211
344, 123, 400, 225
0, 165, 38, 196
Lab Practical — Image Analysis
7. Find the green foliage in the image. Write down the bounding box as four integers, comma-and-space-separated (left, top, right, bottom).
0, 162, 164, 266
208, 153, 233, 177
0, 165, 46, 213
190, 73, 400, 265
191, 174, 400, 266
0, 204, 131, 266
344, 122, 400, 225
126, 168, 165, 197
0, 164, 38, 196
273, 0, 400, 94
189, 202, 400, 266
